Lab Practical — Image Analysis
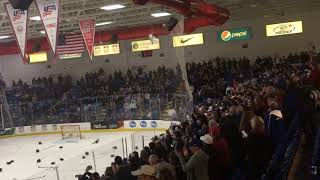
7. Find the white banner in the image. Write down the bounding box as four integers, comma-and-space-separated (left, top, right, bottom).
131, 40, 160, 52
94, 43, 120, 56
124, 120, 180, 129
173, 33, 204, 47
4, 3, 28, 63
266, 21, 303, 37
35, 0, 60, 55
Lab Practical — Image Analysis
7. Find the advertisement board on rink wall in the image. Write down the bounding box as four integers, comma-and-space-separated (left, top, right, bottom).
0, 128, 15, 136
90, 121, 119, 130
124, 120, 180, 129
14, 122, 91, 135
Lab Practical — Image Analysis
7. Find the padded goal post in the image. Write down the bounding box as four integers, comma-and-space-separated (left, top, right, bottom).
60, 125, 82, 140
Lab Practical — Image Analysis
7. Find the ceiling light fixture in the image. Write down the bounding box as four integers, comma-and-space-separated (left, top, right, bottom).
100, 4, 125, 11
151, 12, 171, 18
30, 16, 41, 21
40, 31, 45, 34
0, 36, 10, 40
96, 22, 113, 26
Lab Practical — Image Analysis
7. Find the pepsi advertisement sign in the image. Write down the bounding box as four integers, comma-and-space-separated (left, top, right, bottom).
218, 28, 251, 42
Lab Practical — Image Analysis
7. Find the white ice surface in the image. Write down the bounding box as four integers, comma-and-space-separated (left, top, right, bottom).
0, 131, 160, 180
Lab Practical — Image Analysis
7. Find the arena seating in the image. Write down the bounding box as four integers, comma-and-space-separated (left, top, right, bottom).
1, 51, 319, 180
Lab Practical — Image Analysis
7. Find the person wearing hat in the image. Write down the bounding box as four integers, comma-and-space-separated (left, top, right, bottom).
176, 138, 209, 180
131, 165, 156, 180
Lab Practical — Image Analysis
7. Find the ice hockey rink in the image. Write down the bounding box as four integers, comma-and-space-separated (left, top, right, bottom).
0, 130, 160, 180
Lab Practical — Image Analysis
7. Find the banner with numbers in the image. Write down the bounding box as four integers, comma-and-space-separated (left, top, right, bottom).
79, 18, 96, 61
4, 3, 28, 63
35, 0, 60, 56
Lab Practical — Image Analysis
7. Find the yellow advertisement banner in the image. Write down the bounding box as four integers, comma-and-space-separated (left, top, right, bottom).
94, 44, 120, 56
266, 21, 303, 37
173, 33, 204, 47
28, 52, 48, 63
131, 40, 160, 52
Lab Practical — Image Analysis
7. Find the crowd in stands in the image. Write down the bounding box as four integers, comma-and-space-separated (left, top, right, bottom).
2, 50, 320, 127
74, 50, 320, 180
76, 65, 181, 98
8, 75, 72, 104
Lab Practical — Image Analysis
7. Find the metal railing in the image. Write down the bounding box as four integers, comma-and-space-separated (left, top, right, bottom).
5, 93, 192, 128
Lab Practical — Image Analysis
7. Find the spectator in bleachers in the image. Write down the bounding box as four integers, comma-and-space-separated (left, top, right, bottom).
245, 116, 272, 180
177, 138, 209, 180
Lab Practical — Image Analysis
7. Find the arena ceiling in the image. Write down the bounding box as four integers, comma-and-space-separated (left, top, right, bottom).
0, 0, 320, 39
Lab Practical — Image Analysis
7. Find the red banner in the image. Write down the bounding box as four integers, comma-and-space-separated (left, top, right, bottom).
79, 19, 96, 61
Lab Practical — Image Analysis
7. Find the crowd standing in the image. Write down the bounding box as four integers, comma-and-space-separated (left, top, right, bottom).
73, 51, 320, 180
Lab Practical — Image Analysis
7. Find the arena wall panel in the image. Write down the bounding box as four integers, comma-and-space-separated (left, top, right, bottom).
14, 122, 91, 135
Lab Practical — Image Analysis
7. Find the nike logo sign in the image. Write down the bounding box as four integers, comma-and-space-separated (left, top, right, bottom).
181, 37, 194, 44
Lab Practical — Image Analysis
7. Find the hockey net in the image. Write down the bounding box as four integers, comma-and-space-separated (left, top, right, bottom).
61, 125, 82, 140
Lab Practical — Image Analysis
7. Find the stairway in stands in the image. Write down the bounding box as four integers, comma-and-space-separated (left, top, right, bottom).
0, 85, 13, 128
287, 134, 313, 180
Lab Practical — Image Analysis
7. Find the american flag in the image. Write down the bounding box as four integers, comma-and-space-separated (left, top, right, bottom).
57, 33, 84, 55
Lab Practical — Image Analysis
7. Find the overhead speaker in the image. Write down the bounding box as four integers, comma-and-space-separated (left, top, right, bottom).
166, 17, 179, 32
132, 0, 150, 5
9, 0, 34, 10
110, 34, 118, 44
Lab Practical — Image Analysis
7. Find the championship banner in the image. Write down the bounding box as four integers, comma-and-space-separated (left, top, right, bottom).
173, 33, 204, 47
266, 21, 303, 37
4, 3, 28, 63
79, 18, 96, 61
35, 0, 60, 56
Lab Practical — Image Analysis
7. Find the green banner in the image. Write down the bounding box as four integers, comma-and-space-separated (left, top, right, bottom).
218, 28, 252, 42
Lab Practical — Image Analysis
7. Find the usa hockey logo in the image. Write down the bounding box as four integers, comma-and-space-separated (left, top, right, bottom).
43, 5, 56, 17
13, 10, 24, 22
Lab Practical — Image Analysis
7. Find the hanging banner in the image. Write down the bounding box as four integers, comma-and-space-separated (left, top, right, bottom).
35, 0, 60, 56
27, 52, 48, 63
173, 33, 204, 47
131, 40, 160, 52
94, 43, 120, 56
4, 3, 28, 63
218, 27, 252, 42
79, 18, 96, 61
266, 21, 303, 37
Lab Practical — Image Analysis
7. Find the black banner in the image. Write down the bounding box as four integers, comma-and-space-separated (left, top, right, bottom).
91, 121, 119, 130
91, 121, 109, 130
